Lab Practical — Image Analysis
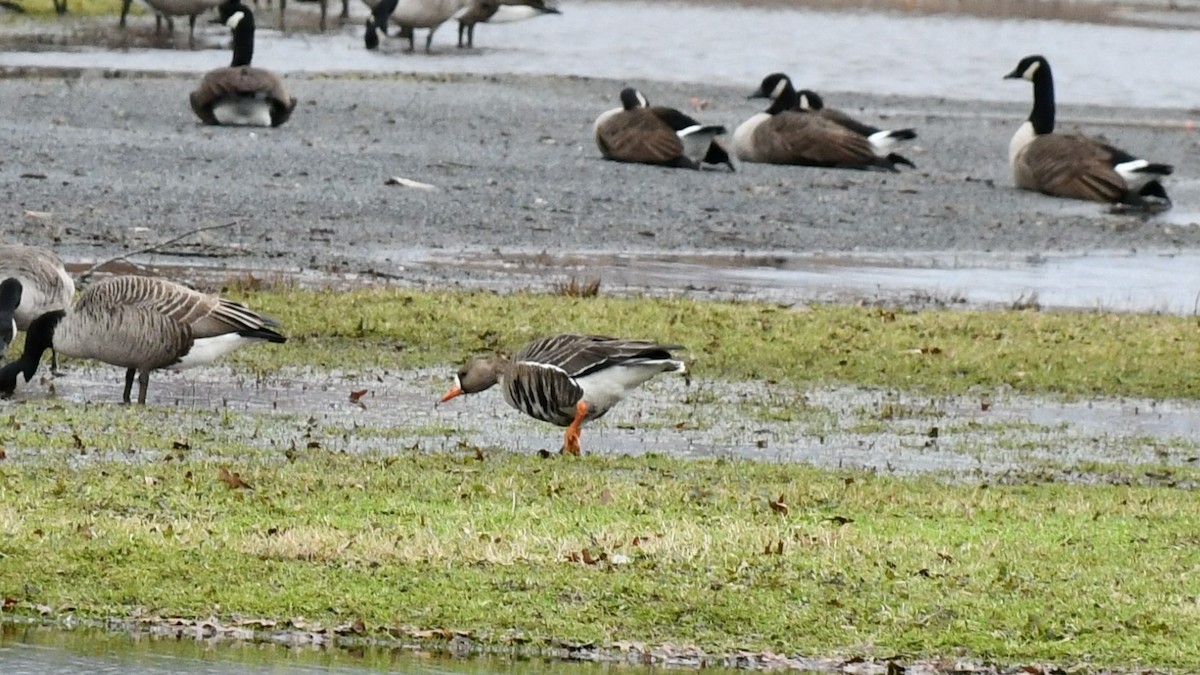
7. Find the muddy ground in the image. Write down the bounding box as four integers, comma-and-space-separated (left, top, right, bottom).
2, 66, 1199, 282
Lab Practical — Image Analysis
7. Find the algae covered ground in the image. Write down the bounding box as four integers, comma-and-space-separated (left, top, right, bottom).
1, 287, 1199, 672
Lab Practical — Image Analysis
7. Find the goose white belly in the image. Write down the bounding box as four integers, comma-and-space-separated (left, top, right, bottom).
142, 0, 221, 16
170, 333, 265, 369
389, 0, 469, 27
487, 4, 541, 22
212, 97, 274, 127
1009, 120, 1036, 184
592, 106, 620, 146
732, 112, 769, 162
575, 359, 684, 413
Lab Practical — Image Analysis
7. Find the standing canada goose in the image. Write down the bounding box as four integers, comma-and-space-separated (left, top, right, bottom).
456, 0, 559, 48
440, 334, 686, 455
732, 73, 908, 171
0, 245, 75, 369
190, 2, 297, 127
119, 0, 224, 49
594, 87, 734, 171
274, 0, 350, 32
1005, 54, 1172, 208
795, 89, 917, 168
0, 275, 287, 405
364, 0, 472, 52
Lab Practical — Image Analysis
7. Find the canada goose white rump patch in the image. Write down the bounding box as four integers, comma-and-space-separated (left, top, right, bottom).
173, 333, 266, 369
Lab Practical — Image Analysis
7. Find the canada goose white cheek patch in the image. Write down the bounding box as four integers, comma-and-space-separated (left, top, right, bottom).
1022, 60, 1040, 80
770, 78, 787, 100
226, 10, 245, 28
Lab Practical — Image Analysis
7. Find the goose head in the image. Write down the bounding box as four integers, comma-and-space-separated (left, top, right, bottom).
1005, 54, 1049, 82
0, 278, 20, 355
796, 89, 824, 112
440, 356, 505, 402
618, 87, 649, 111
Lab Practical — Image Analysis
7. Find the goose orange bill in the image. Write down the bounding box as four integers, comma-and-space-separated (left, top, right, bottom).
441, 387, 464, 402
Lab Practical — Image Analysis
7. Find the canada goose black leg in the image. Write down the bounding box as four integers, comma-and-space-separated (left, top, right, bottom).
318, 0, 326, 32
424, 28, 434, 53
119, 0, 131, 27
50, 349, 61, 376
137, 370, 151, 405
457, 21, 465, 48
188, 13, 197, 49
123, 367, 136, 404
339, 0, 348, 20
278, 0, 286, 31
53, 0, 66, 14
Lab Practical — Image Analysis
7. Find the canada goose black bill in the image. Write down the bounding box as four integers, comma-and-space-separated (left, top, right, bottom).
733, 73, 907, 171
190, 3, 296, 127
1005, 54, 1172, 209
796, 89, 917, 168
0, 275, 287, 405
594, 87, 734, 171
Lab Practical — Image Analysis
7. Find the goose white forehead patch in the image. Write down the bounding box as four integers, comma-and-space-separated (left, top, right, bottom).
769, 78, 787, 100
226, 10, 245, 28
1022, 60, 1040, 80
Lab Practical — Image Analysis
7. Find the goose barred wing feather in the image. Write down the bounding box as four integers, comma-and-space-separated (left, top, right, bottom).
514, 334, 683, 378
756, 111, 878, 167
1018, 135, 1127, 203
596, 110, 686, 166
81, 276, 284, 341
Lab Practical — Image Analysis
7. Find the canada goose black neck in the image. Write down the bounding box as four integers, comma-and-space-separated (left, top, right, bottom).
227, 8, 255, 68
1007, 55, 1055, 135
0, 309, 63, 395
0, 278, 20, 351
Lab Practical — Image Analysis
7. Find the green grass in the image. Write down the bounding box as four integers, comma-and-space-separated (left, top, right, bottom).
11, 0, 134, 18
0, 447, 1198, 668
212, 285, 1200, 400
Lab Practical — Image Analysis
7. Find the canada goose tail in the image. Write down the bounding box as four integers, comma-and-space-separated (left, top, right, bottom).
239, 326, 288, 343
866, 128, 917, 154
677, 124, 728, 170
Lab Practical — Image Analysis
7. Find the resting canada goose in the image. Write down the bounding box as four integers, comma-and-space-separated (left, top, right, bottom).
0, 275, 287, 405
456, 0, 559, 48
120, 0, 223, 49
733, 73, 909, 171
795, 89, 917, 168
440, 334, 686, 455
594, 87, 734, 171
0, 245, 75, 369
1005, 55, 1172, 208
364, 0, 471, 52
190, 2, 296, 127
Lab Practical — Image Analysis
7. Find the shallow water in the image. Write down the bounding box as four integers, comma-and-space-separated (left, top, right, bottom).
3, 1, 1200, 108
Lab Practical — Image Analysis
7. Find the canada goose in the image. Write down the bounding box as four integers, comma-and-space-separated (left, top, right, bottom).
594, 87, 734, 171
795, 89, 917, 168
0, 245, 75, 369
0, 275, 287, 405
456, 0, 559, 49
364, 0, 472, 52
119, 0, 224, 49
732, 73, 908, 171
273, 0, 350, 32
1005, 55, 1172, 207
440, 334, 685, 455
190, 2, 297, 127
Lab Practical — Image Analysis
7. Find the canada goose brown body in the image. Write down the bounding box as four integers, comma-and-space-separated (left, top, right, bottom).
441, 334, 686, 455
795, 89, 917, 167
0, 275, 286, 404
1005, 55, 1172, 207
594, 87, 733, 171
364, 0, 471, 52
190, 3, 296, 127
733, 73, 907, 171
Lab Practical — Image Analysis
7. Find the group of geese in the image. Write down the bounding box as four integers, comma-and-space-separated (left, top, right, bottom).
0, 246, 683, 454
186, 1, 1176, 212
593, 56, 1173, 209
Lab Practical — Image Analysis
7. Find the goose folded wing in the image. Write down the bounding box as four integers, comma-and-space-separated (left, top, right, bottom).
598, 111, 685, 164
1022, 135, 1127, 202
765, 113, 877, 166
517, 334, 680, 378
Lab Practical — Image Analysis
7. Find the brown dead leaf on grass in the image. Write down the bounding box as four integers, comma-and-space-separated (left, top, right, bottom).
218, 467, 253, 490
768, 493, 789, 516
349, 388, 369, 410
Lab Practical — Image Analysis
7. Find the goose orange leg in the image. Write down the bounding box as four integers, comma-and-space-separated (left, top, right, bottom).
560, 401, 588, 456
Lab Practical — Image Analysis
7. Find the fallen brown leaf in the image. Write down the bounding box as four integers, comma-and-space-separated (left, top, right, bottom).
349, 388, 368, 410
768, 493, 788, 516
218, 467, 253, 490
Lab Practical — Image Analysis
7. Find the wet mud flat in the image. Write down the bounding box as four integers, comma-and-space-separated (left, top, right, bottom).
2, 69, 1199, 286
5, 362, 1197, 484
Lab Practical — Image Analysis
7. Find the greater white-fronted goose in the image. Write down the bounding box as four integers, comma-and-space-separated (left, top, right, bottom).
120, 0, 223, 49
190, 2, 296, 127
0, 245, 75, 369
1005, 54, 1172, 208
456, 0, 559, 48
0, 275, 287, 405
594, 87, 734, 171
732, 73, 907, 171
795, 89, 917, 168
440, 334, 686, 455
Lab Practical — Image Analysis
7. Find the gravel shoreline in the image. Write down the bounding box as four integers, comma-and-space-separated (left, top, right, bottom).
2, 68, 1199, 286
